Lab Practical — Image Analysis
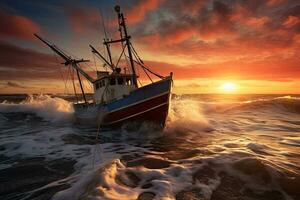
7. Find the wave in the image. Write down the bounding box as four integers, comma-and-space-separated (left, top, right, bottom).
238, 96, 300, 113
166, 98, 214, 133
0, 94, 74, 123
198, 95, 300, 114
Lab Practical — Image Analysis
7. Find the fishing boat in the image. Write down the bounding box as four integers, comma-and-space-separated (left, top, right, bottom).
34, 5, 173, 129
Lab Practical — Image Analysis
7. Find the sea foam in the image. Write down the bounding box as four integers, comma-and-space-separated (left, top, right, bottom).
0, 94, 74, 123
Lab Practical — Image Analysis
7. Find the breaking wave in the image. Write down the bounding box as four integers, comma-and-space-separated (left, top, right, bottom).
237, 96, 300, 113
166, 98, 213, 133
0, 94, 74, 123
197, 95, 300, 114
0, 94, 299, 200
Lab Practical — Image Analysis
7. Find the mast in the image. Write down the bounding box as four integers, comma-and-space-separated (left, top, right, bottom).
34, 33, 93, 104
114, 5, 138, 87
75, 68, 87, 103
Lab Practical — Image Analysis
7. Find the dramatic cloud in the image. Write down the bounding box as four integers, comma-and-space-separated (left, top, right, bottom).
0, 0, 299, 93
65, 6, 100, 34
0, 40, 60, 80
141, 57, 300, 81
0, 10, 40, 41
5, 81, 27, 88
125, 0, 162, 25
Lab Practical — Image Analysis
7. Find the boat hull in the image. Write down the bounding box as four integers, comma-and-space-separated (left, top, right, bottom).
73, 75, 172, 129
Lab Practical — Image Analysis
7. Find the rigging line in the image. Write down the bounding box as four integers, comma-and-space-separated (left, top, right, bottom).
126, 51, 163, 79
138, 79, 143, 87
80, 62, 96, 74
92, 115, 104, 169
122, 43, 131, 73
88, 79, 93, 91
82, 77, 93, 94
82, 78, 90, 93
99, 8, 108, 41
142, 66, 153, 83
52, 43, 78, 60
65, 65, 72, 94
129, 45, 152, 82
133, 59, 153, 83
115, 43, 127, 67
102, 43, 108, 72
129, 42, 164, 79
134, 58, 164, 79
94, 53, 113, 72
93, 53, 98, 72
53, 52, 68, 93
71, 68, 79, 103
65, 64, 73, 93
129, 42, 143, 63
124, 51, 130, 73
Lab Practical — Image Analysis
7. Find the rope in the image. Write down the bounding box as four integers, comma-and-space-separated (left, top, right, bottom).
54, 52, 69, 94
93, 53, 97, 72
115, 43, 127, 68
129, 42, 165, 79
138, 79, 143, 87
71, 68, 79, 103
94, 53, 113, 72
92, 118, 104, 169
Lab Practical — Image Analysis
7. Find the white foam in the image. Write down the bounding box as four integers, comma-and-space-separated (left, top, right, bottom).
0, 94, 74, 123
166, 98, 213, 133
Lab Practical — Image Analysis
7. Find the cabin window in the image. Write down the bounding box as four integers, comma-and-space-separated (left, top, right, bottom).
109, 78, 116, 85
99, 81, 103, 88
125, 77, 132, 85
95, 83, 99, 89
117, 77, 124, 85
102, 80, 106, 87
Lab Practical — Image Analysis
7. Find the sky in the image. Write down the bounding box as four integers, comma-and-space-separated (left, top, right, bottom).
0, 0, 299, 94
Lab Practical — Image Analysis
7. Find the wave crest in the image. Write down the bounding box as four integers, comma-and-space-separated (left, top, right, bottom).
0, 94, 74, 122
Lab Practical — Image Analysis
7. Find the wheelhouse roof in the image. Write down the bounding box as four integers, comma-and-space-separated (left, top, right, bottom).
93, 73, 137, 83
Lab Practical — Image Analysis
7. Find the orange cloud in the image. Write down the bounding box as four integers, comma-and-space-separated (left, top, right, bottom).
283, 15, 300, 28
245, 16, 270, 29
125, 0, 162, 25
0, 40, 60, 80
266, 0, 287, 7
0, 11, 40, 41
65, 6, 100, 34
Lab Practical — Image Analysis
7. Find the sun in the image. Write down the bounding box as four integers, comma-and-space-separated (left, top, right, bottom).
220, 82, 237, 93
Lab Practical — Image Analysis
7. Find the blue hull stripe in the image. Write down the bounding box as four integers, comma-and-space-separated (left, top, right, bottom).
105, 78, 171, 112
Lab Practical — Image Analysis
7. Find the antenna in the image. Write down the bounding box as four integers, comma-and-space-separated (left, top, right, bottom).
99, 9, 108, 40
99, 9, 113, 66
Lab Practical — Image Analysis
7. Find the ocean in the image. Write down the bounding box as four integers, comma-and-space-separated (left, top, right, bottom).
0, 94, 299, 200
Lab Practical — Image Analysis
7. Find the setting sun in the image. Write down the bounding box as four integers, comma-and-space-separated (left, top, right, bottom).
220, 82, 237, 92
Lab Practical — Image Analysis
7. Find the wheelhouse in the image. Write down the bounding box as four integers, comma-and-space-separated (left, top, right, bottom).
93, 71, 136, 104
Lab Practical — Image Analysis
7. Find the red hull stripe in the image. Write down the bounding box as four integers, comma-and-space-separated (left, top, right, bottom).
102, 93, 169, 124
104, 102, 168, 125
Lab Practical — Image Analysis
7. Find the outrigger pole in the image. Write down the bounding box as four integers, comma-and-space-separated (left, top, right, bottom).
34, 33, 94, 104
89, 45, 115, 71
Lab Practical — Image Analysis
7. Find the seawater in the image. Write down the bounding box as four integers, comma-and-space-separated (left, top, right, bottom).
0, 94, 299, 200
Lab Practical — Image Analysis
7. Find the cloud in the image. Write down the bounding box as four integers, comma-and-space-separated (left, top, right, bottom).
0, 40, 61, 80
65, 6, 100, 34
132, 1, 299, 66
283, 15, 300, 28
0, 40, 96, 82
139, 57, 300, 81
125, 0, 162, 25
5, 81, 27, 88
0, 10, 40, 41
266, 0, 287, 7
0, 40, 57, 69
